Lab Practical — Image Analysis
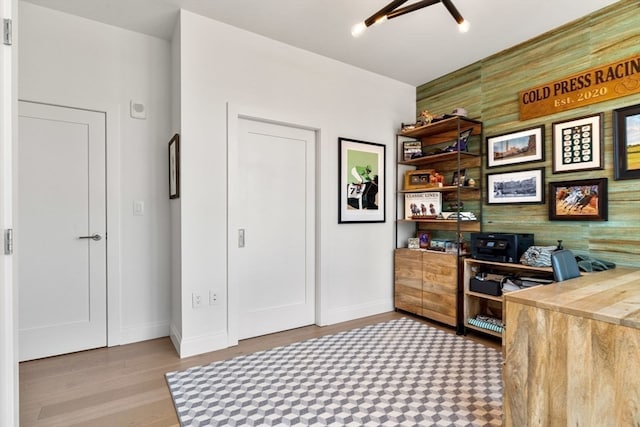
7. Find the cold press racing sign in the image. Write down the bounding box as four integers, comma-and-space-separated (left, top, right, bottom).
518, 55, 640, 121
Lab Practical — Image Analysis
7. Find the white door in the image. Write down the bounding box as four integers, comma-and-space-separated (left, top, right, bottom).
18, 101, 107, 361
1, 0, 18, 422
232, 118, 315, 340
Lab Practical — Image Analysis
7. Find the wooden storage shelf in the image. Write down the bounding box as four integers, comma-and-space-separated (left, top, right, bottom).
399, 151, 479, 167
465, 258, 552, 274
400, 117, 482, 143
399, 185, 480, 194
398, 219, 481, 232
466, 290, 502, 302
395, 116, 483, 331
462, 258, 554, 344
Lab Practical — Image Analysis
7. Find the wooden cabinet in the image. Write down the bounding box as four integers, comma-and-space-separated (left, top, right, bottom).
462, 258, 553, 343
394, 249, 423, 315
502, 268, 640, 426
394, 116, 482, 329
394, 249, 461, 327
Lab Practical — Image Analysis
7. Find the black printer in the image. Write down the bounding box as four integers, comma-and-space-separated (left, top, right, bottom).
470, 232, 534, 264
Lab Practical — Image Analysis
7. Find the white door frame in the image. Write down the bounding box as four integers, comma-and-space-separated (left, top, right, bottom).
226, 103, 321, 346
0, 0, 18, 424
15, 100, 123, 347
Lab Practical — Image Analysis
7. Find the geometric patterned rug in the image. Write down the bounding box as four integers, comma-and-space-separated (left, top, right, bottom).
165, 317, 503, 426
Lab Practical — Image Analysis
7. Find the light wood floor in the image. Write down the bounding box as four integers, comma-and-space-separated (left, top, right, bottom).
19, 311, 500, 427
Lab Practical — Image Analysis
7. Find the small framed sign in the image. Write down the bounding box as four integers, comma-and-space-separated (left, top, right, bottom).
404, 192, 442, 219
417, 231, 431, 249
404, 169, 435, 190
402, 140, 422, 161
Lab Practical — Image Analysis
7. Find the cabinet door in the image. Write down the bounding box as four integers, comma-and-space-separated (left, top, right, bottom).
422, 252, 458, 326
394, 249, 422, 315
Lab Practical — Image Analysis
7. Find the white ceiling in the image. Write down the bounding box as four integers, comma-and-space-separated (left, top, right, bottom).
22, 0, 620, 86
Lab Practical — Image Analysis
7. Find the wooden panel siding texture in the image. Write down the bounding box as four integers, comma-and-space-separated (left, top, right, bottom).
416, 0, 640, 267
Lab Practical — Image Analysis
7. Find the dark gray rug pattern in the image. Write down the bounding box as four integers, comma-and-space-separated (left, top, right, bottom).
166, 317, 503, 426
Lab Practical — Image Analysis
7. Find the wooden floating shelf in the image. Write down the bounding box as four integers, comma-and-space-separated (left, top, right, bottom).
399, 151, 479, 167
398, 219, 481, 232
399, 185, 480, 193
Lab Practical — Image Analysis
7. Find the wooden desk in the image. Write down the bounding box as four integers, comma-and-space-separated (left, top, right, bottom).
503, 268, 640, 427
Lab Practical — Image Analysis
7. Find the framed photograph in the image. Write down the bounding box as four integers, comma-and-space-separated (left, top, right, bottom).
404, 192, 441, 219
417, 231, 431, 249
486, 125, 545, 168
613, 103, 640, 180
408, 237, 420, 249
486, 168, 545, 205
168, 133, 180, 199
552, 113, 603, 173
451, 168, 466, 186
338, 137, 385, 223
549, 178, 608, 221
402, 140, 422, 161
404, 169, 435, 190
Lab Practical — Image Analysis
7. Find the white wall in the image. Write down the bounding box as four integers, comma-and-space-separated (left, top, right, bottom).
169, 18, 182, 352
18, 2, 172, 345
174, 10, 415, 356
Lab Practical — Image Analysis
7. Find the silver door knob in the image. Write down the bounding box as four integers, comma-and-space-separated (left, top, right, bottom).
78, 233, 102, 241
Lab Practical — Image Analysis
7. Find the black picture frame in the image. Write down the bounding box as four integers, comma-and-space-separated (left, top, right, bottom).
548, 178, 608, 221
168, 133, 180, 199
613, 103, 640, 180
551, 113, 603, 174
486, 125, 545, 168
451, 168, 466, 186
338, 137, 385, 223
486, 168, 545, 205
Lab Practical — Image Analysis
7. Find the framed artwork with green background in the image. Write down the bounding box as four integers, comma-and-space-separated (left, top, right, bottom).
338, 137, 385, 223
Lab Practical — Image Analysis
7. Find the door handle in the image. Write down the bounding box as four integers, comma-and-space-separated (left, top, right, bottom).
78, 233, 102, 241
238, 229, 245, 248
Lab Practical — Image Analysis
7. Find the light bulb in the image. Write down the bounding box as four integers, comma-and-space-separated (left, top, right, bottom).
458, 19, 470, 33
351, 22, 366, 37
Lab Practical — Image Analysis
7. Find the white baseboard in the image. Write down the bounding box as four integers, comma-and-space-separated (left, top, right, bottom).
171, 326, 229, 358
323, 299, 394, 326
119, 320, 170, 345
169, 323, 182, 356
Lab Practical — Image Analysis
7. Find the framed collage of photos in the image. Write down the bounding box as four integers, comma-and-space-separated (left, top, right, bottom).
551, 113, 603, 174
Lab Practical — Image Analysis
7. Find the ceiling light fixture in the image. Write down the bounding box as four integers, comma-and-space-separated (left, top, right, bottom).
351, 0, 470, 37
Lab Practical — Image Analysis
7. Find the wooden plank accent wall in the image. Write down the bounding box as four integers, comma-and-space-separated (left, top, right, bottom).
416, 0, 640, 267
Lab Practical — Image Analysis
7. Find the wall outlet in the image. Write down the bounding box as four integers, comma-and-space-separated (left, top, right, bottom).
192, 292, 203, 308
209, 290, 220, 306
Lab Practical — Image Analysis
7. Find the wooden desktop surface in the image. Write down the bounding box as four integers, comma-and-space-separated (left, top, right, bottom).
503, 266, 640, 426
504, 267, 640, 329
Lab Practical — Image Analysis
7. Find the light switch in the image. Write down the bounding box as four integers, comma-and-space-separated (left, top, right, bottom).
130, 100, 147, 119
133, 201, 145, 216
